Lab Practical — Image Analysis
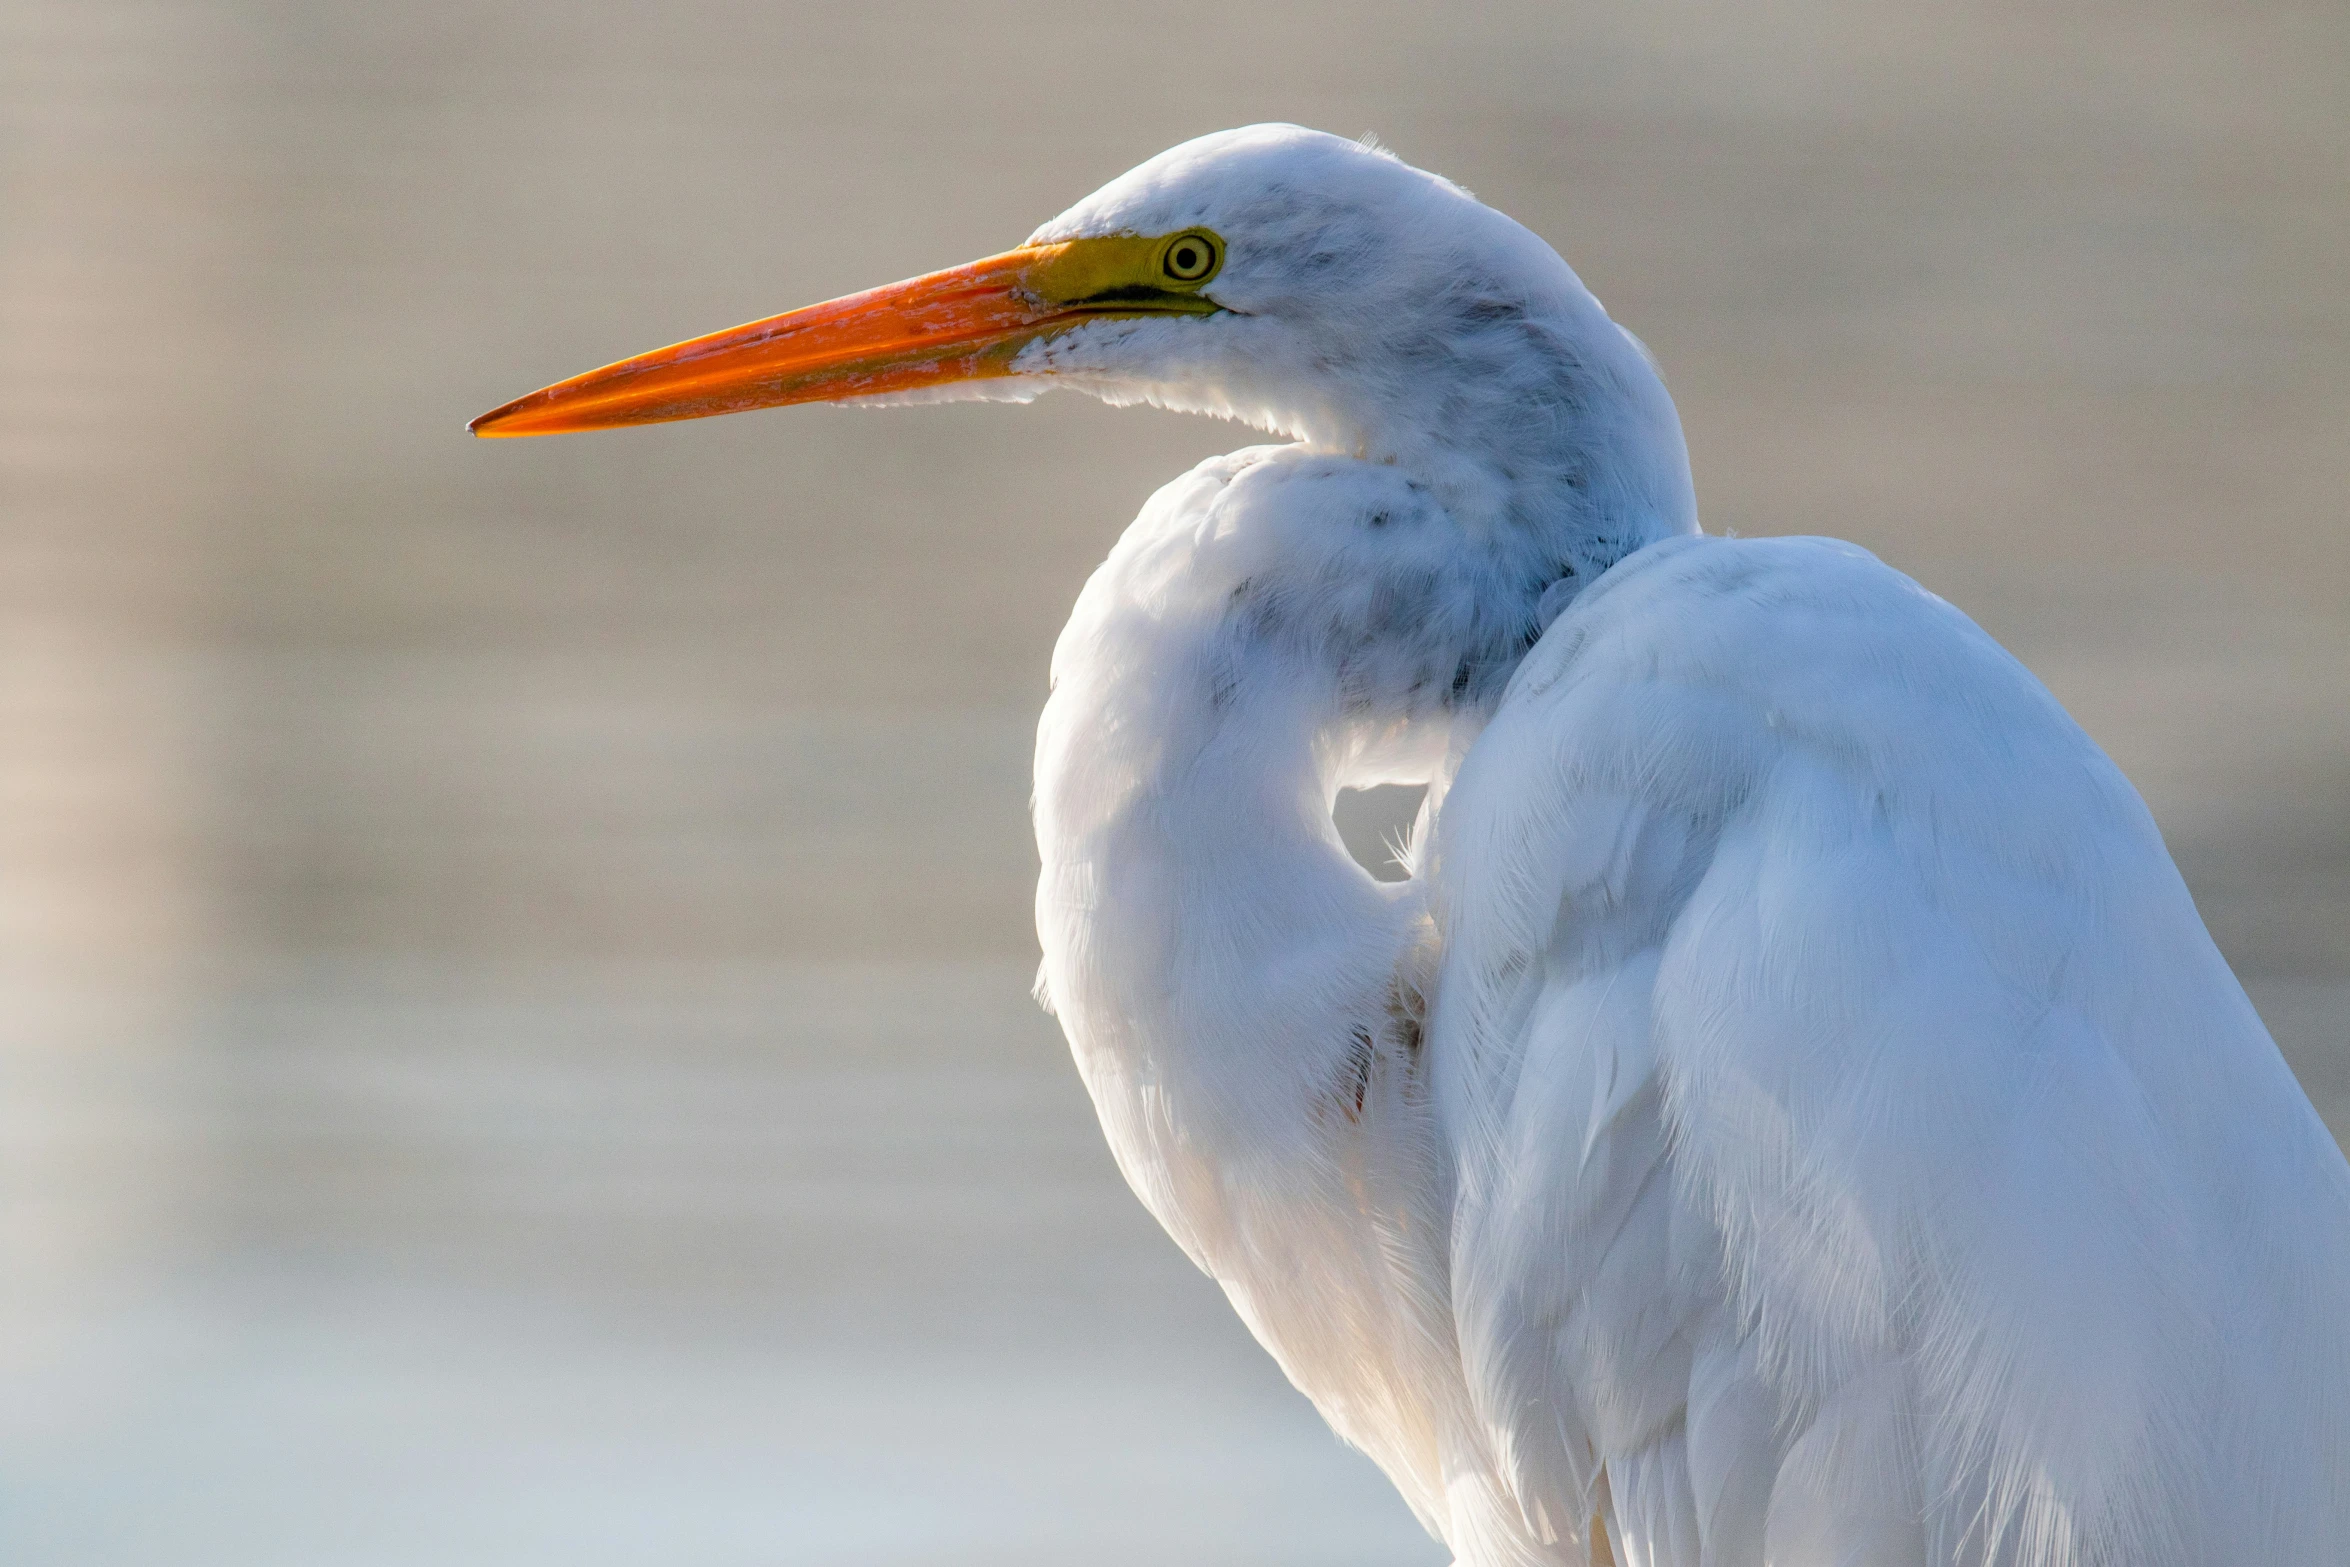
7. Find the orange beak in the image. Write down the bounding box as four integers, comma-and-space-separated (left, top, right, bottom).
469, 231, 1226, 438
470, 247, 1072, 438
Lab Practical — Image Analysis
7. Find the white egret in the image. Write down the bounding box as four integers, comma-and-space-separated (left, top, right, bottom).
474, 125, 2350, 1567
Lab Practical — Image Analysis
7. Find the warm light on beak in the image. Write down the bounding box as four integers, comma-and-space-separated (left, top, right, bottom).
469, 231, 1225, 438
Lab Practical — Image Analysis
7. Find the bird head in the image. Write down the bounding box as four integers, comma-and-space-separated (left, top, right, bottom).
485, 136, 1610, 411
472, 125, 1695, 565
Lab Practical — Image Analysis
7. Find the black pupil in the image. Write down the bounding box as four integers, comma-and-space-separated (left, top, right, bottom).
1171, 243, 1202, 275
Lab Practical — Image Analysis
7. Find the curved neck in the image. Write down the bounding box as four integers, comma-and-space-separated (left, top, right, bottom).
1080, 255, 1701, 585
1033, 581, 1436, 1182
1027, 442, 1559, 1538
1031, 446, 1498, 1240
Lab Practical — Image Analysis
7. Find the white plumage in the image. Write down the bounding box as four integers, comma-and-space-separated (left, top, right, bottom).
1020, 128, 2350, 1567
482, 122, 2350, 1566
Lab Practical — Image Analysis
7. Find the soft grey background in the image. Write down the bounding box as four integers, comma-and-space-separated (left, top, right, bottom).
3, 3, 2345, 1563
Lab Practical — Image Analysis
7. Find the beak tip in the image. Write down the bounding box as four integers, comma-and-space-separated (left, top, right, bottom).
468, 399, 529, 438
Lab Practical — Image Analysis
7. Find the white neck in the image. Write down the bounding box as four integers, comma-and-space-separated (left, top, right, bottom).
1033, 514, 1437, 1246
1030, 334, 1696, 1208
1028, 417, 1694, 1537
1033, 436, 1595, 1536
1033, 439, 1495, 1226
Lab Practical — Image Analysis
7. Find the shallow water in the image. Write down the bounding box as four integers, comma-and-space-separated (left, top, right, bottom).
4, 2, 2346, 1562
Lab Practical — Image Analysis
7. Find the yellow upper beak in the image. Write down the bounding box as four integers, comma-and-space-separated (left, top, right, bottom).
469, 231, 1225, 438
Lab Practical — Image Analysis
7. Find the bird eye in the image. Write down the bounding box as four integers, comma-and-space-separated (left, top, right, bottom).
1159, 230, 1222, 285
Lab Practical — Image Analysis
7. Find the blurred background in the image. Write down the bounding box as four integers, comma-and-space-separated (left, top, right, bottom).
3, 2, 2345, 1562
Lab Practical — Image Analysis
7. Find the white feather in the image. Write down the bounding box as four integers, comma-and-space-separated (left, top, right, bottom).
1009, 127, 2350, 1566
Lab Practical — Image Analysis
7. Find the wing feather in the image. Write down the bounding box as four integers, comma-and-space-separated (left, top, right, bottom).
1430, 535, 2350, 1566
